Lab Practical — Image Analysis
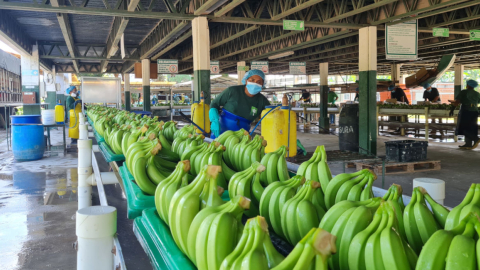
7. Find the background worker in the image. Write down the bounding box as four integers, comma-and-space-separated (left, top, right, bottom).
423, 83, 443, 136
390, 85, 409, 104
209, 69, 270, 137
354, 87, 359, 102
65, 86, 78, 121
299, 89, 311, 103
328, 88, 338, 125
449, 79, 480, 149
423, 83, 441, 103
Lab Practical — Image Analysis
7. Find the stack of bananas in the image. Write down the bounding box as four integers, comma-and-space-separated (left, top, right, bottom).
228, 162, 266, 217
161, 121, 179, 142
281, 180, 326, 245
347, 200, 418, 270
224, 134, 267, 172
324, 169, 377, 209
260, 175, 305, 239
382, 184, 407, 240
219, 216, 285, 270
445, 183, 479, 230
319, 198, 382, 270
168, 165, 226, 254
186, 142, 228, 189
296, 145, 332, 210
172, 134, 204, 156
259, 146, 290, 185
271, 227, 337, 270
105, 124, 129, 154
214, 129, 249, 145
154, 160, 191, 224
188, 196, 251, 270
417, 212, 480, 270
403, 186, 447, 253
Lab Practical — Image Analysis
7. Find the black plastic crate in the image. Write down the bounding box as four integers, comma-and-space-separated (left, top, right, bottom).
385, 140, 428, 162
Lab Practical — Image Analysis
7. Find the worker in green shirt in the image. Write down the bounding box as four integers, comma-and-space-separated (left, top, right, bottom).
210, 69, 270, 137
449, 79, 480, 149
65, 86, 79, 119
328, 88, 338, 125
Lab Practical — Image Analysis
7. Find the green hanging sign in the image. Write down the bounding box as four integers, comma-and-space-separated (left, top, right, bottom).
283, 20, 305, 31
470, 30, 480, 41
432, 28, 449, 37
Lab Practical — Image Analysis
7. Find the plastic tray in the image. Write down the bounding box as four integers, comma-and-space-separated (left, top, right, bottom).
119, 165, 156, 219
133, 208, 196, 270
93, 129, 105, 143
98, 141, 125, 162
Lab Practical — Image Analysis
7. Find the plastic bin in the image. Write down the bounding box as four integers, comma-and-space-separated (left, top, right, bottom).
133, 111, 152, 117
385, 140, 428, 162
219, 109, 251, 134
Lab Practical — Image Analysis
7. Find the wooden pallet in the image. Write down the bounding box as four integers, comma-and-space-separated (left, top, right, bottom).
349, 160, 441, 175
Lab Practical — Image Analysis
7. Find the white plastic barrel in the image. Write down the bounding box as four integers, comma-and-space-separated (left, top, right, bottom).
41, 110, 55, 125
413, 178, 445, 205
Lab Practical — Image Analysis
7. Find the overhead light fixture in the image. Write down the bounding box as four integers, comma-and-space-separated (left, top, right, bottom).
268, 51, 295, 60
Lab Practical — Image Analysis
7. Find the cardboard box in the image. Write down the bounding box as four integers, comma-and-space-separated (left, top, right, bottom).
22, 92, 36, 104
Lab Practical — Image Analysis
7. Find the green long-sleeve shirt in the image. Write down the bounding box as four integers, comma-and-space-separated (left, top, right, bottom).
210, 85, 270, 121
66, 96, 76, 110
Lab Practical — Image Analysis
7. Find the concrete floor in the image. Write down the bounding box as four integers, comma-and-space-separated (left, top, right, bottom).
0, 122, 479, 269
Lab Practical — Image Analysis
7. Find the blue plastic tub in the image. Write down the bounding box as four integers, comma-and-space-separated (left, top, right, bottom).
219, 109, 251, 133
11, 115, 42, 124
11, 124, 45, 161
133, 111, 152, 117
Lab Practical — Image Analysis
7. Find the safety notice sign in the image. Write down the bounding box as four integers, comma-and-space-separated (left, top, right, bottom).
289, 62, 306, 75
210, 61, 220, 74
251, 61, 269, 74
385, 20, 418, 60
157, 59, 178, 74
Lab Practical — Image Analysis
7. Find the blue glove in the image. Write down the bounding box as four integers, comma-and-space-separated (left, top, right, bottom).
209, 108, 220, 137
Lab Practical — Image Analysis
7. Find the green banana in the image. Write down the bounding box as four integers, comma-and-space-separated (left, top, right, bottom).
324, 170, 366, 209
445, 184, 476, 230
414, 188, 439, 244
421, 187, 450, 228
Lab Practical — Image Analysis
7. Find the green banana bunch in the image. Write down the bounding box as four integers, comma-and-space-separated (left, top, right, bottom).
421, 187, 450, 229
228, 162, 266, 217
271, 227, 337, 270
131, 142, 162, 195
181, 140, 207, 161
259, 145, 290, 186
125, 133, 156, 172
168, 165, 223, 254
175, 125, 195, 141
281, 180, 326, 245
189, 196, 250, 269
223, 134, 242, 168
221, 160, 237, 182
347, 200, 417, 270
324, 169, 376, 209
237, 135, 266, 171
259, 175, 305, 238
126, 124, 149, 151
162, 121, 178, 142
416, 212, 480, 270
403, 187, 440, 254
229, 135, 251, 171
110, 125, 129, 155
214, 128, 248, 145
220, 216, 285, 270
383, 184, 407, 240
445, 183, 479, 230
154, 160, 190, 224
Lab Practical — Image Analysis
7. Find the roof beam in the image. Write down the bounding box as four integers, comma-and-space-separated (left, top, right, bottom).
152, 30, 193, 60
214, 0, 246, 17
99, 0, 141, 72
322, 0, 398, 23
430, 14, 480, 28
0, 10, 33, 56
208, 16, 366, 29
194, 0, 225, 15
270, 0, 325, 21
50, 0, 79, 73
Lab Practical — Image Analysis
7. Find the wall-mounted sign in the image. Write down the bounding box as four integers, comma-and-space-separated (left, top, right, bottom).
157, 59, 178, 74
237, 66, 250, 71
386, 20, 418, 60
210, 61, 220, 74
251, 61, 269, 74
470, 30, 480, 41
289, 62, 306, 75
283, 20, 304, 31
433, 28, 449, 37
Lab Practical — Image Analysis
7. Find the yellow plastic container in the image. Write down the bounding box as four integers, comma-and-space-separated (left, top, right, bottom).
68, 102, 82, 139
261, 106, 297, 157
191, 100, 210, 134
55, 104, 65, 124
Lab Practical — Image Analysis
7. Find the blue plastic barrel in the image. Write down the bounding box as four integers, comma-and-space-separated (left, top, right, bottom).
11, 115, 45, 161
219, 109, 251, 133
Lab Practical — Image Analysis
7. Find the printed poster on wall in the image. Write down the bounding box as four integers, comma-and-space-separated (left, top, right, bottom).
289, 62, 306, 75
157, 59, 178, 74
210, 61, 220, 74
386, 20, 418, 60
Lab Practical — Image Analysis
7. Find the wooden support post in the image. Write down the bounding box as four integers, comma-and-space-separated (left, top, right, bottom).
400, 115, 405, 136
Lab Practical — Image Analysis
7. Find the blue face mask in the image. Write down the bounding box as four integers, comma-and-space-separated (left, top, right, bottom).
246, 82, 263, 95
391, 90, 395, 93
427, 89, 432, 92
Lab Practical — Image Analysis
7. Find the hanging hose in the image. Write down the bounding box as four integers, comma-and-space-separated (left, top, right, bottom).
249, 104, 282, 136
286, 94, 293, 157
71, 100, 83, 129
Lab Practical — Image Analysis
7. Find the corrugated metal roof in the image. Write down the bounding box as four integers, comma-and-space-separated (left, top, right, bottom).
6, 10, 65, 42
124, 18, 161, 46
69, 14, 113, 44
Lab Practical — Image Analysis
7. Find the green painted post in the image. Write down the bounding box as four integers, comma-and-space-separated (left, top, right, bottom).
193, 70, 211, 104
192, 17, 211, 105
142, 59, 151, 112
454, 64, 464, 98
319, 63, 329, 132
358, 26, 377, 155
124, 73, 131, 111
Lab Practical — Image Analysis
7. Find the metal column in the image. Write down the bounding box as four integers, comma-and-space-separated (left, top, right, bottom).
142, 59, 151, 112
319, 62, 329, 131
454, 64, 464, 98
358, 26, 377, 155
124, 73, 131, 111
192, 17, 211, 104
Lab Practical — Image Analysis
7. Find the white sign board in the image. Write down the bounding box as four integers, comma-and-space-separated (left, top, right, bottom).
81, 77, 121, 105
21, 69, 40, 86
386, 20, 418, 60
157, 59, 178, 74
289, 62, 306, 75
251, 61, 269, 74
210, 61, 220, 74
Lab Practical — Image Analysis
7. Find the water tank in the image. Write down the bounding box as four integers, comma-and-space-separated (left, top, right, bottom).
11, 115, 45, 161
338, 104, 359, 152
